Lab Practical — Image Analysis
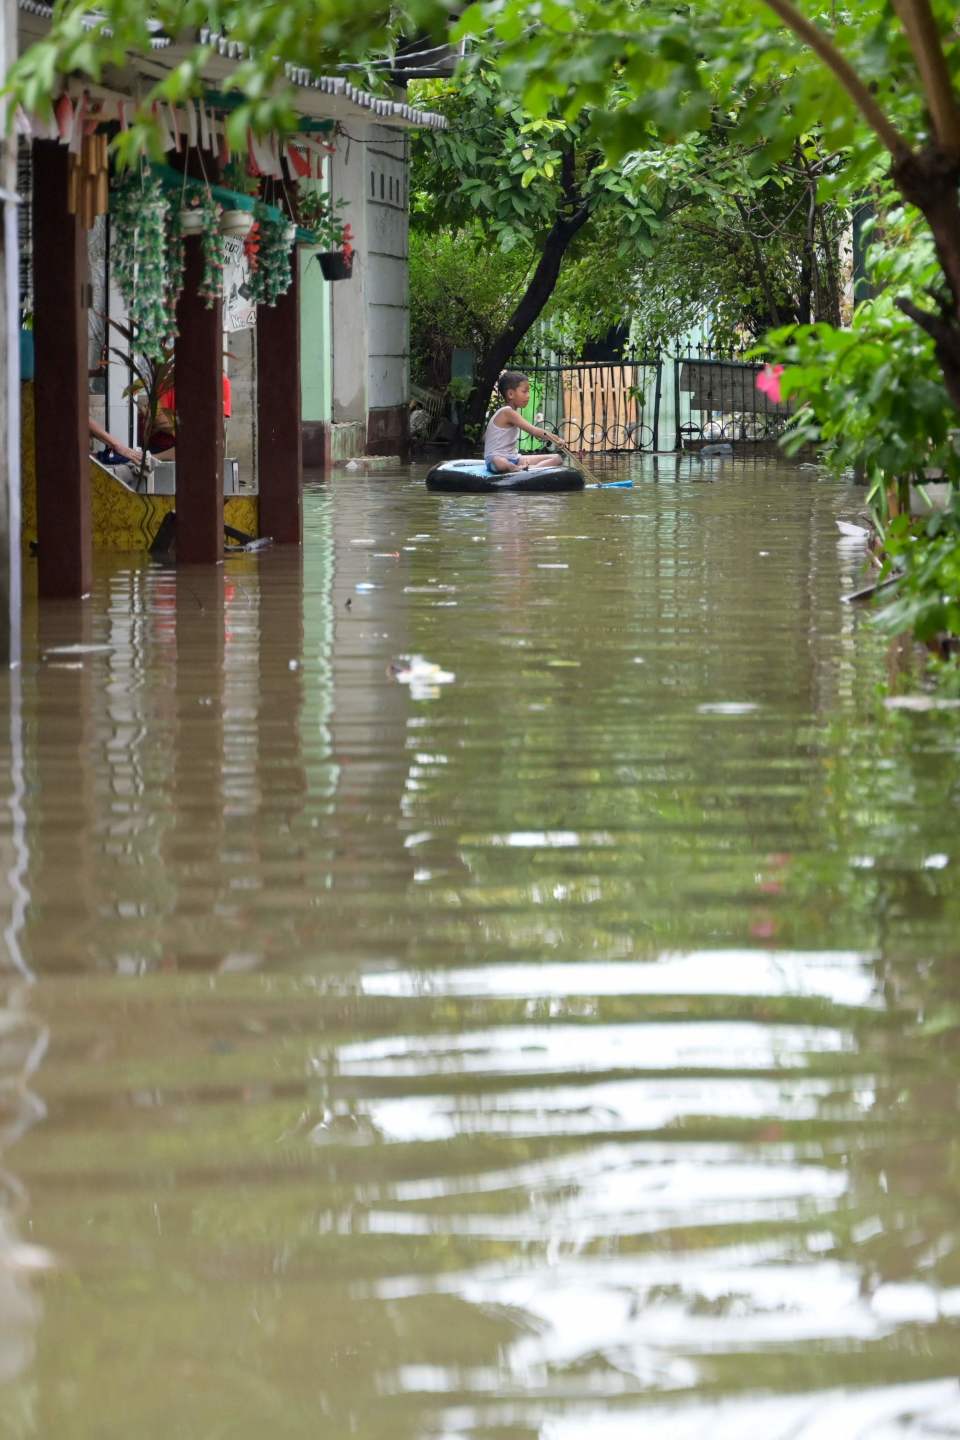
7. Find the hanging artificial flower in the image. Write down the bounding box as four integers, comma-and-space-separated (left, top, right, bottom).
110, 168, 171, 359
340, 223, 354, 261
170, 189, 223, 312
165, 206, 186, 327
244, 220, 261, 273
249, 200, 294, 306
193, 189, 225, 307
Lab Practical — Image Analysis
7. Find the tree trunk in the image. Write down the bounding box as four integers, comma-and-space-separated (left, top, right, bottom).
796, 182, 818, 326
816, 204, 842, 326
892, 145, 960, 411
733, 198, 782, 329
465, 210, 591, 432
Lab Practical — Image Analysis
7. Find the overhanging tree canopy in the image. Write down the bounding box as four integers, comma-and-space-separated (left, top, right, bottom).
410, 62, 665, 424
457, 0, 960, 408
8, 0, 960, 403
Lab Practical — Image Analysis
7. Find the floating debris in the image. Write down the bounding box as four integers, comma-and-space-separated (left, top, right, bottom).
885, 695, 960, 711
1, 1243, 58, 1273
388, 654, 455, 700
43, 644, 113, 657
697, 702, 759, 715
836, 519, 870, 539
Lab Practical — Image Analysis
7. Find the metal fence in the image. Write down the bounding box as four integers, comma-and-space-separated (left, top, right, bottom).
510, 350, 662, 454
671, 342, 794, 449
506, 343, 795, 453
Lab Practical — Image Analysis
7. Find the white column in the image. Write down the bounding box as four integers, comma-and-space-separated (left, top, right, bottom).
365, 125, 409, 417
330, 124, 369, 426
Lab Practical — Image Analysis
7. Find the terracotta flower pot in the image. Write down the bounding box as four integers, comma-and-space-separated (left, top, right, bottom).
317, 250, 353, 280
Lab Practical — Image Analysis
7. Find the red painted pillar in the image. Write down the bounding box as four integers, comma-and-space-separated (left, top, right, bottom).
256, 257, 303, 544
32, 141, 92, 598
174, 237, 224, 563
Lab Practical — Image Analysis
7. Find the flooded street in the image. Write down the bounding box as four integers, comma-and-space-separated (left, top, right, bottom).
1, 456, 960, 1437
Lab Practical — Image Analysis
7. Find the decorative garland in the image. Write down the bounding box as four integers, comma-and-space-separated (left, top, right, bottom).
110, 169, 171, 359
249, 200, 295, 306
194, 191, 226, 307
112, 159, 301, 328
165, 208, 186, 326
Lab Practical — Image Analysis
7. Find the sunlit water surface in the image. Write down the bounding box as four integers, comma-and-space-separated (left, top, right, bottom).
1, 455, 960, 1438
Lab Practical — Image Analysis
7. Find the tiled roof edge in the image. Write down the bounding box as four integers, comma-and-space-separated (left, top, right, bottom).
199, 29, 447, 129
18, 0, 171, 47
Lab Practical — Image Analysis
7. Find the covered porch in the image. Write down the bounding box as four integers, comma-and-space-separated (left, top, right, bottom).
15, 2, 444, 596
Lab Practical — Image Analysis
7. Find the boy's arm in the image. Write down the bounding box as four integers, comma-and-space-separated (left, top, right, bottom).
503, 407, 554, 444
89, 417, 145, 465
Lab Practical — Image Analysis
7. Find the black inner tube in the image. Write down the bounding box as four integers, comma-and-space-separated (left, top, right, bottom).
426, 464, 585, 494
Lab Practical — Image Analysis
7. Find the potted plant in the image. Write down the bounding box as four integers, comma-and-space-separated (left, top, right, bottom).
220, 159, 259, 237
248, 200, 296, 306
322, 223, 354, 280
221, 208, 255, 238
297, 189, 354, 279
102, 316, 175, 491
170, 187, 225, 308
178, 192, 207, 233
176, 185, 220, 250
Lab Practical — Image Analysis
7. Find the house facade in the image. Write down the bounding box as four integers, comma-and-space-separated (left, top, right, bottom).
2, 3, 446, 641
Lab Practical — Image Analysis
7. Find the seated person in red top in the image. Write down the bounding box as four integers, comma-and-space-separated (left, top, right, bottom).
143, 374, 233, 459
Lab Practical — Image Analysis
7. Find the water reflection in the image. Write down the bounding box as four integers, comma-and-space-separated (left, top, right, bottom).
0, 671, 46, 1400
0, 979, 46, 1395
0, 461, 958, 1435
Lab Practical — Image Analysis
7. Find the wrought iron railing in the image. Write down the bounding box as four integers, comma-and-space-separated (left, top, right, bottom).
501, 342, 794, 453
508, 350, 663, 454
671, 341, 793, 448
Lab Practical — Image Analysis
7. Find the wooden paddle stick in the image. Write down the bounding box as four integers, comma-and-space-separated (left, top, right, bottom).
549, 436, 604, 487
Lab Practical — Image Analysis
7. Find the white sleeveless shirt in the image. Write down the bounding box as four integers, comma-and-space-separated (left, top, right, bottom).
484, 407, 520, 460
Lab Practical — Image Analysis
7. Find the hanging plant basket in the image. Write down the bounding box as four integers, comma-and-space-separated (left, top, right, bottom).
317, 250, 353, 280
220, 209, 255, 238
247, 202, 295, 307
173, 189, 223, 308
110, 169, 172, 360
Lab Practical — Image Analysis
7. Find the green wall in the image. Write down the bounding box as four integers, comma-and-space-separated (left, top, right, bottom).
299, 243, 331, 425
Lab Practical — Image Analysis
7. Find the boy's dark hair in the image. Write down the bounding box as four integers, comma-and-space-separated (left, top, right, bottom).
497, 370, 529, 400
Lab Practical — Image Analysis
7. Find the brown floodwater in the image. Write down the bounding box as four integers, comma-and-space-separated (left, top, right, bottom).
1, 455, 960, 1438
